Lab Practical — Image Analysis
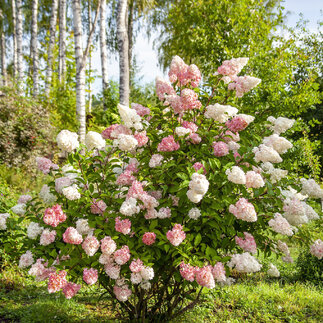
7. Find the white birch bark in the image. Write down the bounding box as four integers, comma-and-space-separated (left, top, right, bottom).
71, 0, 100, 143
0, 27, 6, 86
59, 0, 66, 82
31, 0, 39, 96
87, 1, 92, 113
12, 0, 17, 78
100, 0, 108, 93
117, 0, 129, 106
16, 0, 23, 88
45, 0, 58, 96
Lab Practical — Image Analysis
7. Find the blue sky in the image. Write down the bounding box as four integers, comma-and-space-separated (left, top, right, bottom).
91, 0, 322, 95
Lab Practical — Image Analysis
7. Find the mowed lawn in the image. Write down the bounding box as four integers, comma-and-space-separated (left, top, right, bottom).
0, 263, 322, 323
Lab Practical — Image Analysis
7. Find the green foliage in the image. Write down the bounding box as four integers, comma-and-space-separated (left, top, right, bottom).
296, 249, 323, 284
0, 86, 55, 167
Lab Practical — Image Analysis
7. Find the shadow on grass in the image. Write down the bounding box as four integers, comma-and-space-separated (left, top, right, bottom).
0, 283, 117, 323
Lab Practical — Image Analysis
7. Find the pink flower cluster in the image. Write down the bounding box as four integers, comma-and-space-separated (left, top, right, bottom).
134, 131, 149, 147
226, 116, 249, 132
82, 236, 100, 256
217, 57, 248, 79
157, 135, 180, 152
310, 239, 323, 260
167, 90, 202, 114
90, 199, 107, 214
212, 141, 229, 157
193, 162, 207, 174
114, 245, 131, 265
28, 259, 55, 281
156, 76, 176, 101
43, 204, 66, 227
168, 56, 201, 87
115, 217, 131, 235
129, 258, 144, 273
83, 268, 98, 285
229, 198, 257, 222
142, 232, 156, 245
116, 170, 136, 186
40, 229, 56, 246
228, 76, 261, 98
113, 284, 132, 302
101, 236, 117, 254
48, 270, 67, 293
63, 227, 83, 245
166, 224, 186, 246
131, 103, 151, 117
180, 262, 226, 288
36, 157, 59, 174
235, 232, 257, 254
101, 124, 131, 140
62, 282, 81, 299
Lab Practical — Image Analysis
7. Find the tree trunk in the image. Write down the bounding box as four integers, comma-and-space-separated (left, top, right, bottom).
31, 0, 39, 96
87, 0, 92, 113
45, 0, 58, 96
16, 0, 23, 88
72, 0, 86, 143
72, 0, 100, 143
117, 0, 129, 106
12, 0, 17, 78
100, 0, 108, 104
1, 30, 6, 87
128, 0, 134, 84
59, 0, 67, 83
0, 10, 6, 87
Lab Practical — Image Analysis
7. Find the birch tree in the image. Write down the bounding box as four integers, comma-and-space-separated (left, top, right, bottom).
0, 9, 6, 86
45, 0, 58, 96
31, 0, 39, 96
117, 0, 129, 106
59, 0, 66, 82
12, 0, 17, 78
100, 0, 108, 98
16, 0, 23, 87
72, 0, 100, 143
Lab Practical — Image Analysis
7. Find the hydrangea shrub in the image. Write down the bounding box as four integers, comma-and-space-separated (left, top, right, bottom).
10, 56, 322, 320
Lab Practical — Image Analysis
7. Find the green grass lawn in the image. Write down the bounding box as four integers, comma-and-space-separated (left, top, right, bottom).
0, 264, 322, 323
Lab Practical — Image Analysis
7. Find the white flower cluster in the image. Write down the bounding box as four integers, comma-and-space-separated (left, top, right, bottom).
85, 131, 106, 150
120, 198, 140, 216
55, 176, 72, 194
261, 162, 288, 183
245, 171, 265, 189
262, 134, 293, 154
226, 166, 246, 185
0, 213, 10, 230
268, 213, 294, 236
204, 104, 238, 122
300, 178, 323, 199
188, 207, 201, 220
227, 252, 262, 273
113, 134, 138, 151
238, 114, 255, 125
187, 173, 209, 203
267, 116, 295, 135
175, 126, 191, 137
62, 184, 81, 200
39, 184, 57, 205
149, 154, 164, 168
253, 144, 282, 163
267, 263, 280, 277
56, 130, 79, 152
11, 203, 26, 215
19, 250, 34, 268
227, 141, 240, 152
281, 188, 319, 226
39, 229, 56, 246
131, 266, 154, 290
277, 240, 293, 263
76, 218, 93, 236
118, 104, 143, 130
27, 222, 43, 239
